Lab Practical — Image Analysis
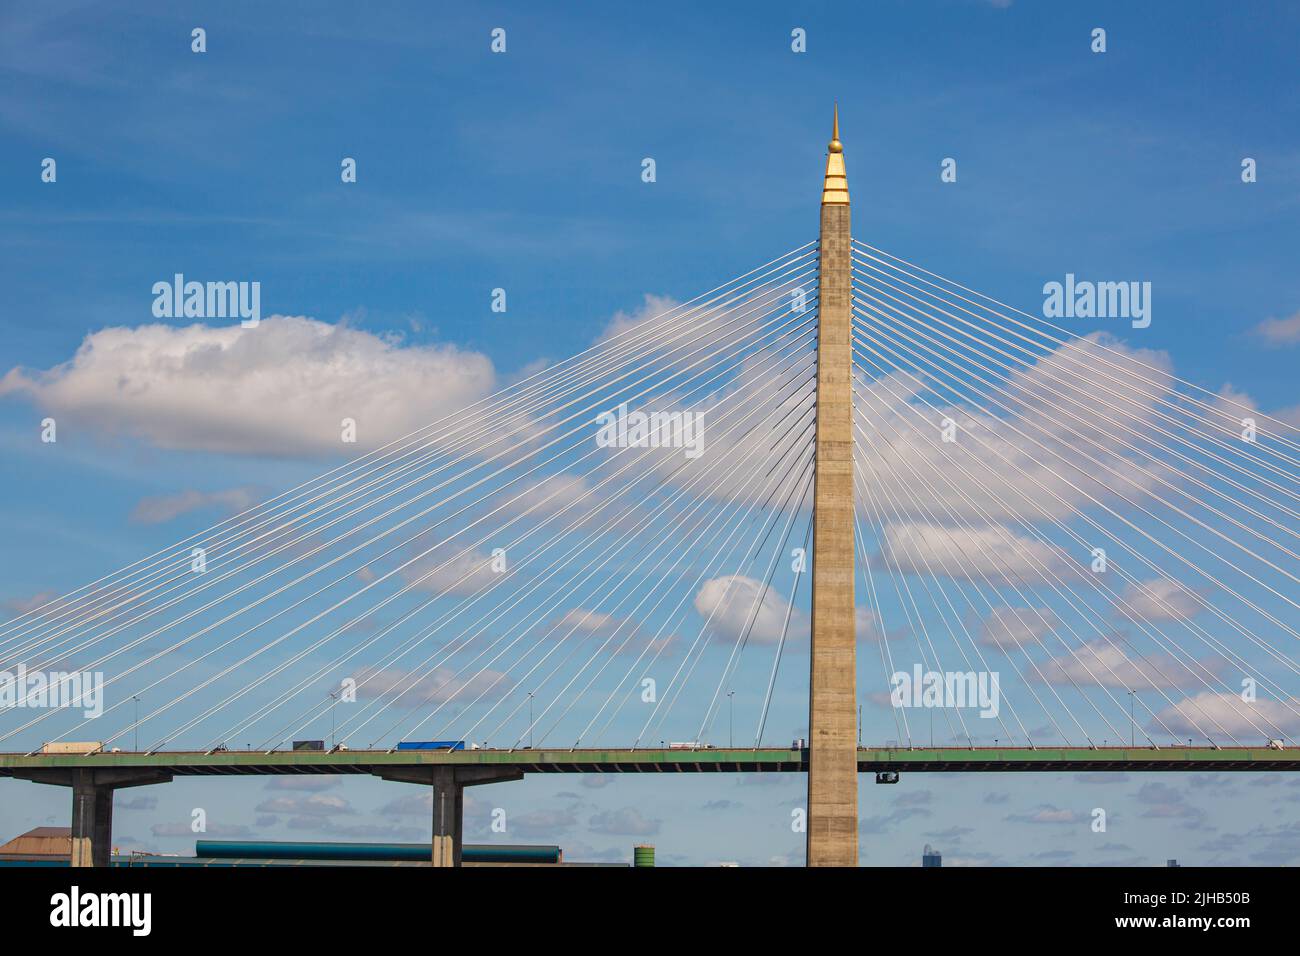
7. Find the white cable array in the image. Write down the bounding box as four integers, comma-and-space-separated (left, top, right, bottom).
849, 279, 1297, 745
0, 243, 817, 654
3, 253, 823, 753
2, 252, 818, 669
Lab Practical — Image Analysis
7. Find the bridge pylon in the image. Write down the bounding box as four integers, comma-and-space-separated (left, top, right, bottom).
806, 106, 858, 867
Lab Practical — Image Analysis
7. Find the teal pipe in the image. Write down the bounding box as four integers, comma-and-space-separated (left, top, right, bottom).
195, 840, 560, 864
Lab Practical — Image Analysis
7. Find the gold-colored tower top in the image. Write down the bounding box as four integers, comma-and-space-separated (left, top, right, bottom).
821, 104, 850, 206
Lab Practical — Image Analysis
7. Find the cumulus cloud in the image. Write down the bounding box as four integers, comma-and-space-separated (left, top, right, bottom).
2, 590, 62, 615
1005, 805, 1085, 824
597, 294, 683, 344
857, 606, 898, 643
588, 807, 660, 836
552, 608, 622, 636
353, 666, 514, 707
597, 281, 802, 357
1032, 638, 1226, 691
0, 316, 497, 457
545, 608, 677, 655
499, 473, 594, 519
853, 333, 1180, 525
873, 522, 1073, 585
1207, 383, 1300, 434
129, 486, 263, 524
1151, 691, 1300, 738
255, 793, 355, 817
588, 279, 817, 508
1134, 781, 1204, 822
1114, 578, 1206, 623
694, 574, 803, 645
1212, 382, 1258, 418
265, 776, 341, 792
978, 606, 1058, 650
509, 808, 579, 837
1252, 311, 1300, 347
401, 547, 507, 597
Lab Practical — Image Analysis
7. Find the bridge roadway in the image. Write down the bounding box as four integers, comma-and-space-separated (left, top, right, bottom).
6, 746, 1294, 867
3, 745, 1298, 776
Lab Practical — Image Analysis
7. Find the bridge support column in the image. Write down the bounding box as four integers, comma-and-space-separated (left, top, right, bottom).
807, 107, 858, 867
13, 767, 173, 867
375, 765, 523, 867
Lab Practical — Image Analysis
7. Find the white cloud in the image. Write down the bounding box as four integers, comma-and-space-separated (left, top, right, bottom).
129, 486, 263, 524
354, 666, 514, 707
874, 522, 1072, 585
693, 574, 802, 645
1212, 382, 1257, 418
1031, 638, 1225, 690
401, 547, 506, 597
1252, 311, 1300, 347
509, 808, 578, 837
552, 608, 622, 636
1207, 383, 1300, 433
978, 606, 1058, 649
853, 333, 1180, 525
548, 608, 678, 655
2, 590, 61, 615
597, 294, 683, 344
1006, 805, 1084, 824
857, 606, 890, 643
1115, 578, 1205, 622
588, 280, 817, 508
265, 776, 341, 792
1151, 691, 1300, 737
587, 807, 660, 836
499, 472, 593, 518
255, 793, 355, 817
0, 316, 497, 457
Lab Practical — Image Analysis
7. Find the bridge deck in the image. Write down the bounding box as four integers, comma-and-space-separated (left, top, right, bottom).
2, 746, 1296, 776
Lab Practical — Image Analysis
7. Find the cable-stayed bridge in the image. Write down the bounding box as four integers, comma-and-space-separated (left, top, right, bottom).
3, 114, 1300, 866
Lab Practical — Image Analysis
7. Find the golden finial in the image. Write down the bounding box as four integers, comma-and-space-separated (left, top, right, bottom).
822, 105, 849, 205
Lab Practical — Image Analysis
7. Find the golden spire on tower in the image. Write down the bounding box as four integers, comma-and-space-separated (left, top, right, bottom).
821, 104, 850, 206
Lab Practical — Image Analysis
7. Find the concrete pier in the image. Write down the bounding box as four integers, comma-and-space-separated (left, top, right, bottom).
375, 765, 523, 867
14, 766, 172, 867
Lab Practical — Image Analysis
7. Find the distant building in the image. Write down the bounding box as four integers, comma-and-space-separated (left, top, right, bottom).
1167, 859, 1180, 867
922, 844, 942, 867
0, 827, 73, 861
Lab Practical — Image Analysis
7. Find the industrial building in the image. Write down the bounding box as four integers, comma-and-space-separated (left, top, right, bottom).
0, 828, 641, 867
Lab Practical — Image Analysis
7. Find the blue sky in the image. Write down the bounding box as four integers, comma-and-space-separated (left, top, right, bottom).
2, 0, 1300, 865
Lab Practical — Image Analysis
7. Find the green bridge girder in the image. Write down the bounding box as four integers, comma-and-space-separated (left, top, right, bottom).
2, 746, 1297, 776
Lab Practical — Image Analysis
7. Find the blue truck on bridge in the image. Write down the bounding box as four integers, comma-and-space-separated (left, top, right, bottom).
395, 740, 466, 751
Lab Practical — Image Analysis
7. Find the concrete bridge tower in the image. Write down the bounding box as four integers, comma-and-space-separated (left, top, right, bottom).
806, 106, 858, 866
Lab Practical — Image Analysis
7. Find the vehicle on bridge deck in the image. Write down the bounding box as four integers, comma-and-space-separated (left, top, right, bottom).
396, 740, 466, 751
40, 742, 103, 755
